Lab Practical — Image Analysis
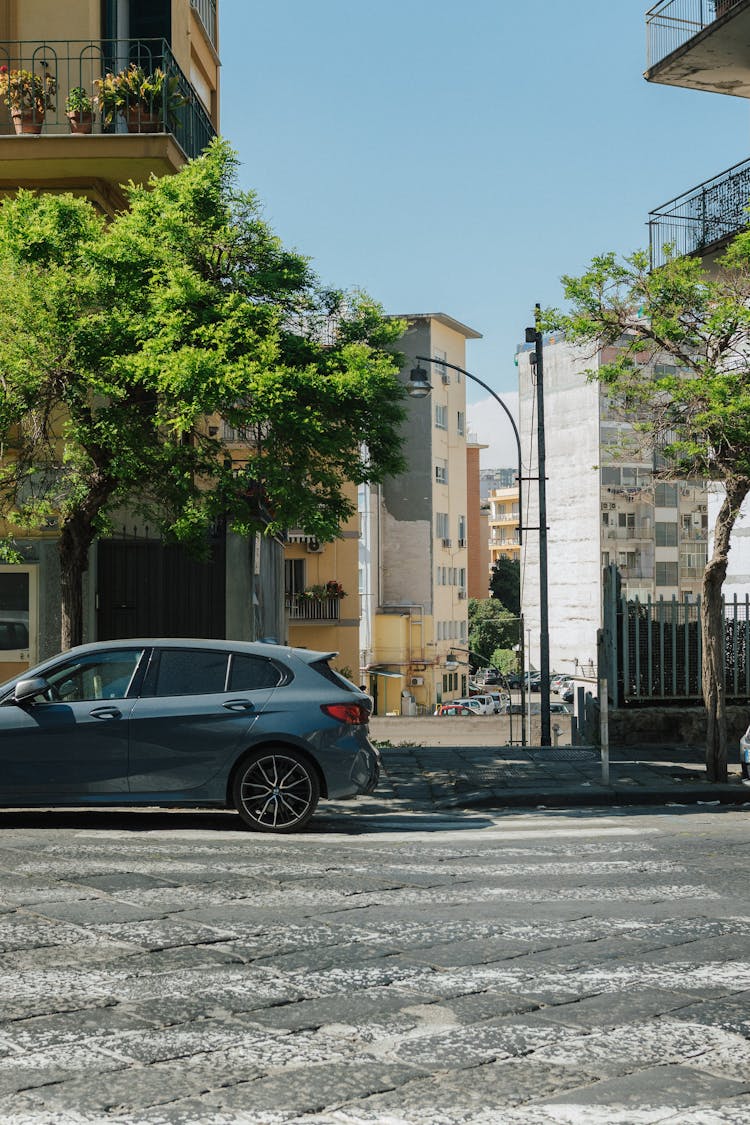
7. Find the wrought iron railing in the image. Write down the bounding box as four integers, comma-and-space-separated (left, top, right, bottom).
603, 564, 750, 703
648, 156, 750, 268
286, 594, 342, 622
191, 0, 218, 49
646, 0, 738, 70
0, 40, 215, 160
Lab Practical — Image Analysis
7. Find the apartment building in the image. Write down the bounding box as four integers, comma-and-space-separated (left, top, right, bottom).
518, 336, 707, 676
645, 0, 750, 598
284, 484, 360, 680
487, 486, 520, 570
0, 0, 243, 682
359, 313, 481, 715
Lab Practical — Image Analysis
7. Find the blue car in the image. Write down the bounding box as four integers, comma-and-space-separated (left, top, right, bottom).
0, 639, 380, 832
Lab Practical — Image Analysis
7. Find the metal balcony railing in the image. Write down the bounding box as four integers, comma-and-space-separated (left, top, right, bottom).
648, 156, 750, 268
646, 0, 734, 70
0, 40, 215, 160
191, 0, 218, 49
286, 594, 342, 622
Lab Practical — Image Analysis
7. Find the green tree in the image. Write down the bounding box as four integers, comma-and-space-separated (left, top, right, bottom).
489, 556, 520, 615
0, 139, 406, 649
468, 597, 518, 671
558, 244, 750, 782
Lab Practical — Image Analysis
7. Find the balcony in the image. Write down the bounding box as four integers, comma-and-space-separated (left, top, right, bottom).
0, 40, 215, 208
286, 594, 342, 623
646, 0, 750, 95
649, 157, 750, 268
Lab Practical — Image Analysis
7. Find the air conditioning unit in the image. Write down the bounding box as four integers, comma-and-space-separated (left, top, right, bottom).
442, 538, 452, 548
457, 589, 467, 599
441, 373, 451, 385
458, 538, 467, 548
306, 539, 324, 554
410, 676, 424, 686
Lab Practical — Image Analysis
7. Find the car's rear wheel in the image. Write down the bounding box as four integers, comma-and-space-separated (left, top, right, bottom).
232, 748, 320, 833
742, 761, 749, 781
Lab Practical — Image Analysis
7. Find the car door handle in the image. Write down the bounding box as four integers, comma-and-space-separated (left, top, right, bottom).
222, 699, 255, 712
89, 706, 122, 720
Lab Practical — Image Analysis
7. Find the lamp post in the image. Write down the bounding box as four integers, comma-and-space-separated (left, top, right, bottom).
405, 357, 526, 746
524, 305, 551, 747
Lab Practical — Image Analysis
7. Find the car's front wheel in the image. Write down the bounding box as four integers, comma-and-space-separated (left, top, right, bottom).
232, 748, 320, 833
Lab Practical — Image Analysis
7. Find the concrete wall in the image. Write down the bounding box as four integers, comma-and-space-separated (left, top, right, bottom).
519, 341, 602, 677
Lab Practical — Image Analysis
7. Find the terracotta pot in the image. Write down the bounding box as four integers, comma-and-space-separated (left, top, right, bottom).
125, 106, 161, 134
11, 108, 44, 135
66, 111, 93, 135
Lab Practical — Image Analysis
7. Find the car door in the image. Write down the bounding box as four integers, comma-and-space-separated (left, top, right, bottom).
0, 647, 144, 800
127, 647, 280, 795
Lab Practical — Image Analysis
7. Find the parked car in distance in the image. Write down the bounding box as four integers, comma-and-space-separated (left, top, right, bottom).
550, 701, 572, 715
434, 703, 475, 717
740, 724, 750, 779
487, 691, 510, 713
0, 638, 380, 833
451, 697, 485, 715
462, 693, 496, 714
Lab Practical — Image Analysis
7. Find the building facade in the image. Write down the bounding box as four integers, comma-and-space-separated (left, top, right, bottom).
487, 486, 520, 569
518, 337, 707, 678
646, 0, 750, 599
0, 0, 290, 685
466, 437, 491, 599
359, 313, 481, 714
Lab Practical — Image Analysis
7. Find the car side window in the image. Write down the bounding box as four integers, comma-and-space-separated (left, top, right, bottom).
153, 649, 229, 697
228, 654, 284, 691
44, 649, 144, 702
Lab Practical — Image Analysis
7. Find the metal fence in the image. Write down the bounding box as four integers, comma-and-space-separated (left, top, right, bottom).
648, 156, 750, 268
0, 39, 215, 160
646, 0, 725, 69
603, 564, 750, 704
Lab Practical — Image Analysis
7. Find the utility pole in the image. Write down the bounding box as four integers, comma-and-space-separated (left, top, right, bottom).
525, 305, 551, 745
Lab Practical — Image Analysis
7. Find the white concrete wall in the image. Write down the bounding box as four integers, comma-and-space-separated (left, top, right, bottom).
519, 341, 602, 677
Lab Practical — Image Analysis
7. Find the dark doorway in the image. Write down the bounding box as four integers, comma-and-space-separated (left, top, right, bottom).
97, 530, 226, 640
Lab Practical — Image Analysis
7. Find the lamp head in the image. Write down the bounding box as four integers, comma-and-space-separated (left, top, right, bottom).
406, 364, 432, 399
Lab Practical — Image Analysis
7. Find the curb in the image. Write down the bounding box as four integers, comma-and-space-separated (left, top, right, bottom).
434, 784, 750, 811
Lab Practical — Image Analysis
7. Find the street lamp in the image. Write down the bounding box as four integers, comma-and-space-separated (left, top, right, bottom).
405, 356, 527, 747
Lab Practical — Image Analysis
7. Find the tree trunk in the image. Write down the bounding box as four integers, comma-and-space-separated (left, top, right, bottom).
701, 478, 749, 782
58, 513, 95, 651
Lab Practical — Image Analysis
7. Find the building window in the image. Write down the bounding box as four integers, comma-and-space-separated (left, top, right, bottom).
601, 467, 621, 486
433, 349, 448, 384
458, 515, 466, 544
655, 521, 678, 547
456, 410, 465, 435
435, 403, 447, 430
656, 561, 679, 586
284, 558, 305, 596
436, 512, 449, 539
655, 483, 678, 507
435, 460, 448, 485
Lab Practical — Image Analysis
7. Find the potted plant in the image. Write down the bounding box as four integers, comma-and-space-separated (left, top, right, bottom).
95, 64, 183, 134
0, 65, 56, 134
65, 86, 94, 135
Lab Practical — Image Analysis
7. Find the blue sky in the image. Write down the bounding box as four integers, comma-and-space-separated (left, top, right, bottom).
218, 1, 748, 463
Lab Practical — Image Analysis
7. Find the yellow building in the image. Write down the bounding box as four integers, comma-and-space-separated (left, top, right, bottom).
0, 0, 221, 681
488, 485, 521, 569
284, 484, 361, 679
359, 313, 481, 714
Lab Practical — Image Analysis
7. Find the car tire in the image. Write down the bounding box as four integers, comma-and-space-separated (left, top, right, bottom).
742, 761, 749, 781
232, 748, 320, 833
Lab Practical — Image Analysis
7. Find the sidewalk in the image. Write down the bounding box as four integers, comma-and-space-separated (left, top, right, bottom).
367, 719, 750, 813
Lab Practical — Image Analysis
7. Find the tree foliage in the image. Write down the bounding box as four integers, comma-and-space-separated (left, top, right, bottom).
556, 244, 750, 782
468, 597, 518, 671
0, 139, 406, 647
489, 556, 520, 616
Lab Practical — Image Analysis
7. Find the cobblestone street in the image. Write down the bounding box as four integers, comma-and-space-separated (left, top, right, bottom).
1, 800, 749, 1123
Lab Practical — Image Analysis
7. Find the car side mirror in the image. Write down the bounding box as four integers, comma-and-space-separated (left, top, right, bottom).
13, 676, 50, 704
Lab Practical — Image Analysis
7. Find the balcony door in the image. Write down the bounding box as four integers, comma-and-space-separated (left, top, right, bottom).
103, 0, 171, 48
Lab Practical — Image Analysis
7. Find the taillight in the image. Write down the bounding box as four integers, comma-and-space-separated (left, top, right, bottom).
321, 703, 369, 724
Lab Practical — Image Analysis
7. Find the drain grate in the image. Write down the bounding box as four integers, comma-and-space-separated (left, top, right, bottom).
528, 748, 598, 762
